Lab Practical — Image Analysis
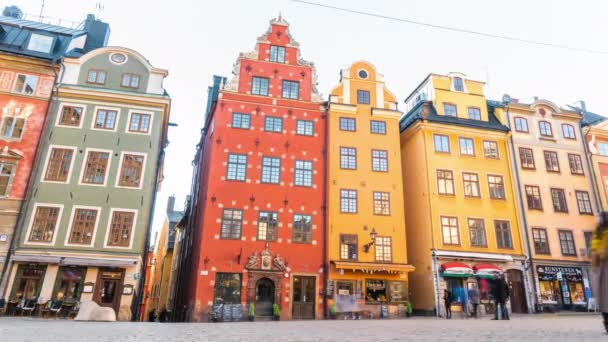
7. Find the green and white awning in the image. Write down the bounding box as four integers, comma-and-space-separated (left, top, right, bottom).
440, 262, 474, 278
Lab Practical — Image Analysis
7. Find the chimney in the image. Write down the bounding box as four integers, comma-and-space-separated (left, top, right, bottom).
2, 5, 23, 19
167, 195, 176, 214
205, 75, 227, 122
577, 100, 586, 111
83, 14, 110, 52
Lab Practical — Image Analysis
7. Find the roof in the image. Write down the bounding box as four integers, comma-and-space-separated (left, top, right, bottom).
400, 100, 510, 133
581, 110, 607, 126
168, 210, 184, 224
0, 15, 85, 35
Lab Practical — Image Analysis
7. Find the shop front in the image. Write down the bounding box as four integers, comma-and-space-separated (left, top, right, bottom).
536, 265, 587, 311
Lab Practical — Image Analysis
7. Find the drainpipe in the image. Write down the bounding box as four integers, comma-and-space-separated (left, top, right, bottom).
322, 102, 329, 319
503, 104, 537, 312
581, 125, 603, 217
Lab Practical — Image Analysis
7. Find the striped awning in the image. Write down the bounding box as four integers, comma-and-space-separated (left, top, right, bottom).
440, 262, 474, 278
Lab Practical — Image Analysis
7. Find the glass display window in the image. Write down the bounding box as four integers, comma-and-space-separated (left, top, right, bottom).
539, 280, 559, 304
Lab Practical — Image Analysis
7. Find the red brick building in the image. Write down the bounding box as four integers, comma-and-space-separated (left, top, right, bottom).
179, 17, 326, 321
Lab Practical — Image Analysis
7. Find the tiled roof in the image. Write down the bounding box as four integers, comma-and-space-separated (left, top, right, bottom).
581, 110, 607, 126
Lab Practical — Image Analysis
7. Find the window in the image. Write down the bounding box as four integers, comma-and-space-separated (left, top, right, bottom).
121, 73, 140, 89
232, 113, 251, 129
81, 151, 110, 185
261, 157, 280, 184
463, 172, 480, 197
118, 154, 145, 188
264, 116, 283, 133
357, 90, 370, 104
568, 154, 584, 175
441, 216, 459, 245
443, 103, 457, 116
340, 189, 357, 213
269, 45, 285, 63
483, 141, 499, 159
558, 230, 576, 256
28, 206, 60, 242
94, 109, 117, 130
128, 113, 151, 133
544, 151, 560, 173
373, 192, 390, 216
468, 218, 487, 247
13, 74, 38, 95
371, 149, 388, 172
514, 117, 529, 132
294, 160, 313, 187
551, 188, 568, 213
339, 117, 356, 131
251, 77, 269, 96
437, 170, 455, 195
599, 143, 608, 156
452, 77, 464, 91
370, 120, 386, 134
519, 147, 535, 169
340, 147, 357, 170
539, 121, 553, 137
532, 228, 550, 255
365, 279, 389, 303
257, 211, 278, 241
68, 208, 98, 245
375, 236, 392, 262
27, 33, 54, 53
434, 134, 450, 153
107, 210, 135, 247
576, 191, 593, 214
44, 148, 73, 182
494, 220, 513, 249
1, 117, 25, 139
0, 163, 14, 196
292, 214, 312, 243
339, 234, 357, 260
525, 185, 542, 210
296, 120, 314, 136
226, 154, 247, 181
53, 267, 85, 302
488, 175, 505, 199
214, 273, 242, 305
459, 137, 474, 156
86, 70, 106, 85
468, 107, 481, 120
282, 80, 299, 99
562, 124, 576, 140
58, 106, 83, 127
220, 209, 243, 239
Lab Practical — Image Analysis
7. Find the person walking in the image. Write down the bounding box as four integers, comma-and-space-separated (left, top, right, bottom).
468, 286, 480, 318
443, 289, 453, 319
491, 274, 510, 320
591, 212, 608, 334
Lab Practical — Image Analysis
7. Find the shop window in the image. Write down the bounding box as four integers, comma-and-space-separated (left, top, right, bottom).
251, 77, 269, 96
128, 113, 151, 133
214, 273, 242, 304
525, 185, 542, 210
483, 141, 499, 159
52, 267, 85, 302
257, 211, 278, 241
107, 210, 135, 247
339, 234, 357, 260
28, 206, 60, 242
118, 154, 145, 188
437, 170, 454, 195
371, 150, 388, 172
365, 279, 387, 303
0, 163, 15, 197
226, 153, 247, 181
1, 116, 25, 139
519, 147, 535, 169
58, 105, 84, 127
569, 282, 586, 305
340, 147, 357, 170
10, 265, 46, 300
232, 113, 250, 129
544, 151, 560, 173
269, 45, 285, 63
292, 214, 312, 243
294, 160, 313, 187
261, 157, 280, 184
463, 172, 480, 197
550, 188, 568, 213
220, 209, 243, 240
339, 117, 356, 131
340, 189, 357, 213
81, 151, 110, 185
336, 280, 355, 297
488, 175, 505, 199
13, 74, 38, 95
459, 137, 474, 156
538, 279, 559, 304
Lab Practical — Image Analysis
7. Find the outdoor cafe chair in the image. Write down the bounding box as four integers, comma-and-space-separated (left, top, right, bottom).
40, 300, 52, 318
21, 298, 36, 316
0, 298, 5, 316
50, 300, 63, 318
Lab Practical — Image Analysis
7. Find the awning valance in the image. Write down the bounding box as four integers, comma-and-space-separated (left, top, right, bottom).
332, 261, 415, 274
473, 263, 502, 279
12, 255, 61, 264
61, 257, 138, 268
440, 262, 474, 278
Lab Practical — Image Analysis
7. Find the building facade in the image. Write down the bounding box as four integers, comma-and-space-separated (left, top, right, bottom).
3, 46, 170, 320
326, 61, 413, 318
494, 99, 597, 312
400, 73, 530, 316
179, 17, 325, 321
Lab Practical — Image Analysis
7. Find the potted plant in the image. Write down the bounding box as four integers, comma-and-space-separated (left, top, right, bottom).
248, 303, 255, 321
329, 303, 337, 319
272, 304, 280, 321
406, 302, 413, 318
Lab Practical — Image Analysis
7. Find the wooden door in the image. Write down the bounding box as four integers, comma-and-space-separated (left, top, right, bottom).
94, 269, 124, 314
506, 270, 527, 313
255, 278, 274, 316
292, 276, 315, 319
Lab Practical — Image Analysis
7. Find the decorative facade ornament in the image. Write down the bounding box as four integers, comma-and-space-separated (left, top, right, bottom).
273, 254, 286, 271
245, 251, 259, 269
260, 242, 272, 270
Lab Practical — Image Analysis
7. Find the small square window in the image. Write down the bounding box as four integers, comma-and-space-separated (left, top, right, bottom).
87, 70, 106, 85
370, 121, 386, 134
264, 116, 283, 133
357, 90, 370, 104
13, 74, 38, 95
443, 103, 457, 117
296, 120, 314, 136
269, 45, 285, 63
434, 134, 450, 153
514, 117, 529, 133
483, 141, 499, 159
459, 138, 474, 156
121, 74, 140, 89
468, 107, 481, 120
252, 77, 269, 96
282, 80, 299, 99
339, 117, 356, 131
232, 113, 251, 129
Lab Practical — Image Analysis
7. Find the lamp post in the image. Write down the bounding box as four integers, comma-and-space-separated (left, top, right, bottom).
363, 228, 377, 253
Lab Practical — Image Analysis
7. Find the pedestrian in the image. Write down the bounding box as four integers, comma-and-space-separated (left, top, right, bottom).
148, 309, 157, 322
467, 286, 480, 318
443, 289, 453, 319
491, 274, 510, 320
591, 212, 608, 334
159, 308, 168, 322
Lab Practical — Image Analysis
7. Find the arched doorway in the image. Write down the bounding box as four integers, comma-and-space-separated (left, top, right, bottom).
506, 269, 528, 313
255, 278, 275, 317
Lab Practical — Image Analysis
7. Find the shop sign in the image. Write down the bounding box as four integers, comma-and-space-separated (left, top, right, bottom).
537, 266, 582, 281
556, 271, 562, 281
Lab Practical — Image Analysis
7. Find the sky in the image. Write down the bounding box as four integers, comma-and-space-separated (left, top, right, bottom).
9, 0, 608, 242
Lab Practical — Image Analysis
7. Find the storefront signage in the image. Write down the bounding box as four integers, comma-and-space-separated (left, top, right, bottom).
82, 283, 94, 294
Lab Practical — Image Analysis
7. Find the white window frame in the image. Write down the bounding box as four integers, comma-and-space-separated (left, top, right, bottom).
55, 102, 87, 129
23, 203, 64, 246
103, 208, 138, 249
64, 205, 102, 247
125, 110, 153, 135
0, 115, 27, 141
12, 73, 39, 95
90, 106, 121, 132
78, 147, 113, 187
40, 144, 78, 184
115, 151, 147, 190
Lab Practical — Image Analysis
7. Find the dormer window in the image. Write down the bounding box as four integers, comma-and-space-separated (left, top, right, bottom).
27, 33, 54, 53
269, 45, 285, 63
452, 77, 464, 92
121, 73, 140, 89
87, 70, 106, 85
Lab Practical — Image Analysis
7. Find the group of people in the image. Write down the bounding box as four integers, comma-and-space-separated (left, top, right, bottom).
443, 274, 510, 320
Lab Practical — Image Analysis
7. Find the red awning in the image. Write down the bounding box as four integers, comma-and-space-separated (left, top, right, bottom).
440, 262, 473, 277
473, 264, 502, 272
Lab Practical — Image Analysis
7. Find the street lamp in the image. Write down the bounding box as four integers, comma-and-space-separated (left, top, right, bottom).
363, 228, 377, 253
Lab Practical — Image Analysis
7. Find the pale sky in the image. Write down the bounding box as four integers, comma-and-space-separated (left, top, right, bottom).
9, 0, 608, 241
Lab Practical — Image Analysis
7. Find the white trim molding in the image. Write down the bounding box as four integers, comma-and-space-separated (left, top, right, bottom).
63, 205, 103, 248
23, 202, 65, 246
40, 144, 78, 184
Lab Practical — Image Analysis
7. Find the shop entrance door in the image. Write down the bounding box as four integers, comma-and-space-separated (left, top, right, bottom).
255, 278, 274, 317
506, 270, 527, 313
292, 276, 315, 319
94, 269, 124, 314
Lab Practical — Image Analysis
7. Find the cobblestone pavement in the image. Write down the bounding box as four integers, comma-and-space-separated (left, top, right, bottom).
0, 315, 604, 342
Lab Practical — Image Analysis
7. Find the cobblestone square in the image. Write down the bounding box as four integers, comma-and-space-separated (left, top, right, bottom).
0, 315, 604, 342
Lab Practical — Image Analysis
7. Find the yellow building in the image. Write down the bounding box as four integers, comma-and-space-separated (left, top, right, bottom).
326, 61, 414, 318
400, 73, 529, 316
498, 99, 597, 311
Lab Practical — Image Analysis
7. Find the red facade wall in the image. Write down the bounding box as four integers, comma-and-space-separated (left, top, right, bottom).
188, 19, 326, 321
